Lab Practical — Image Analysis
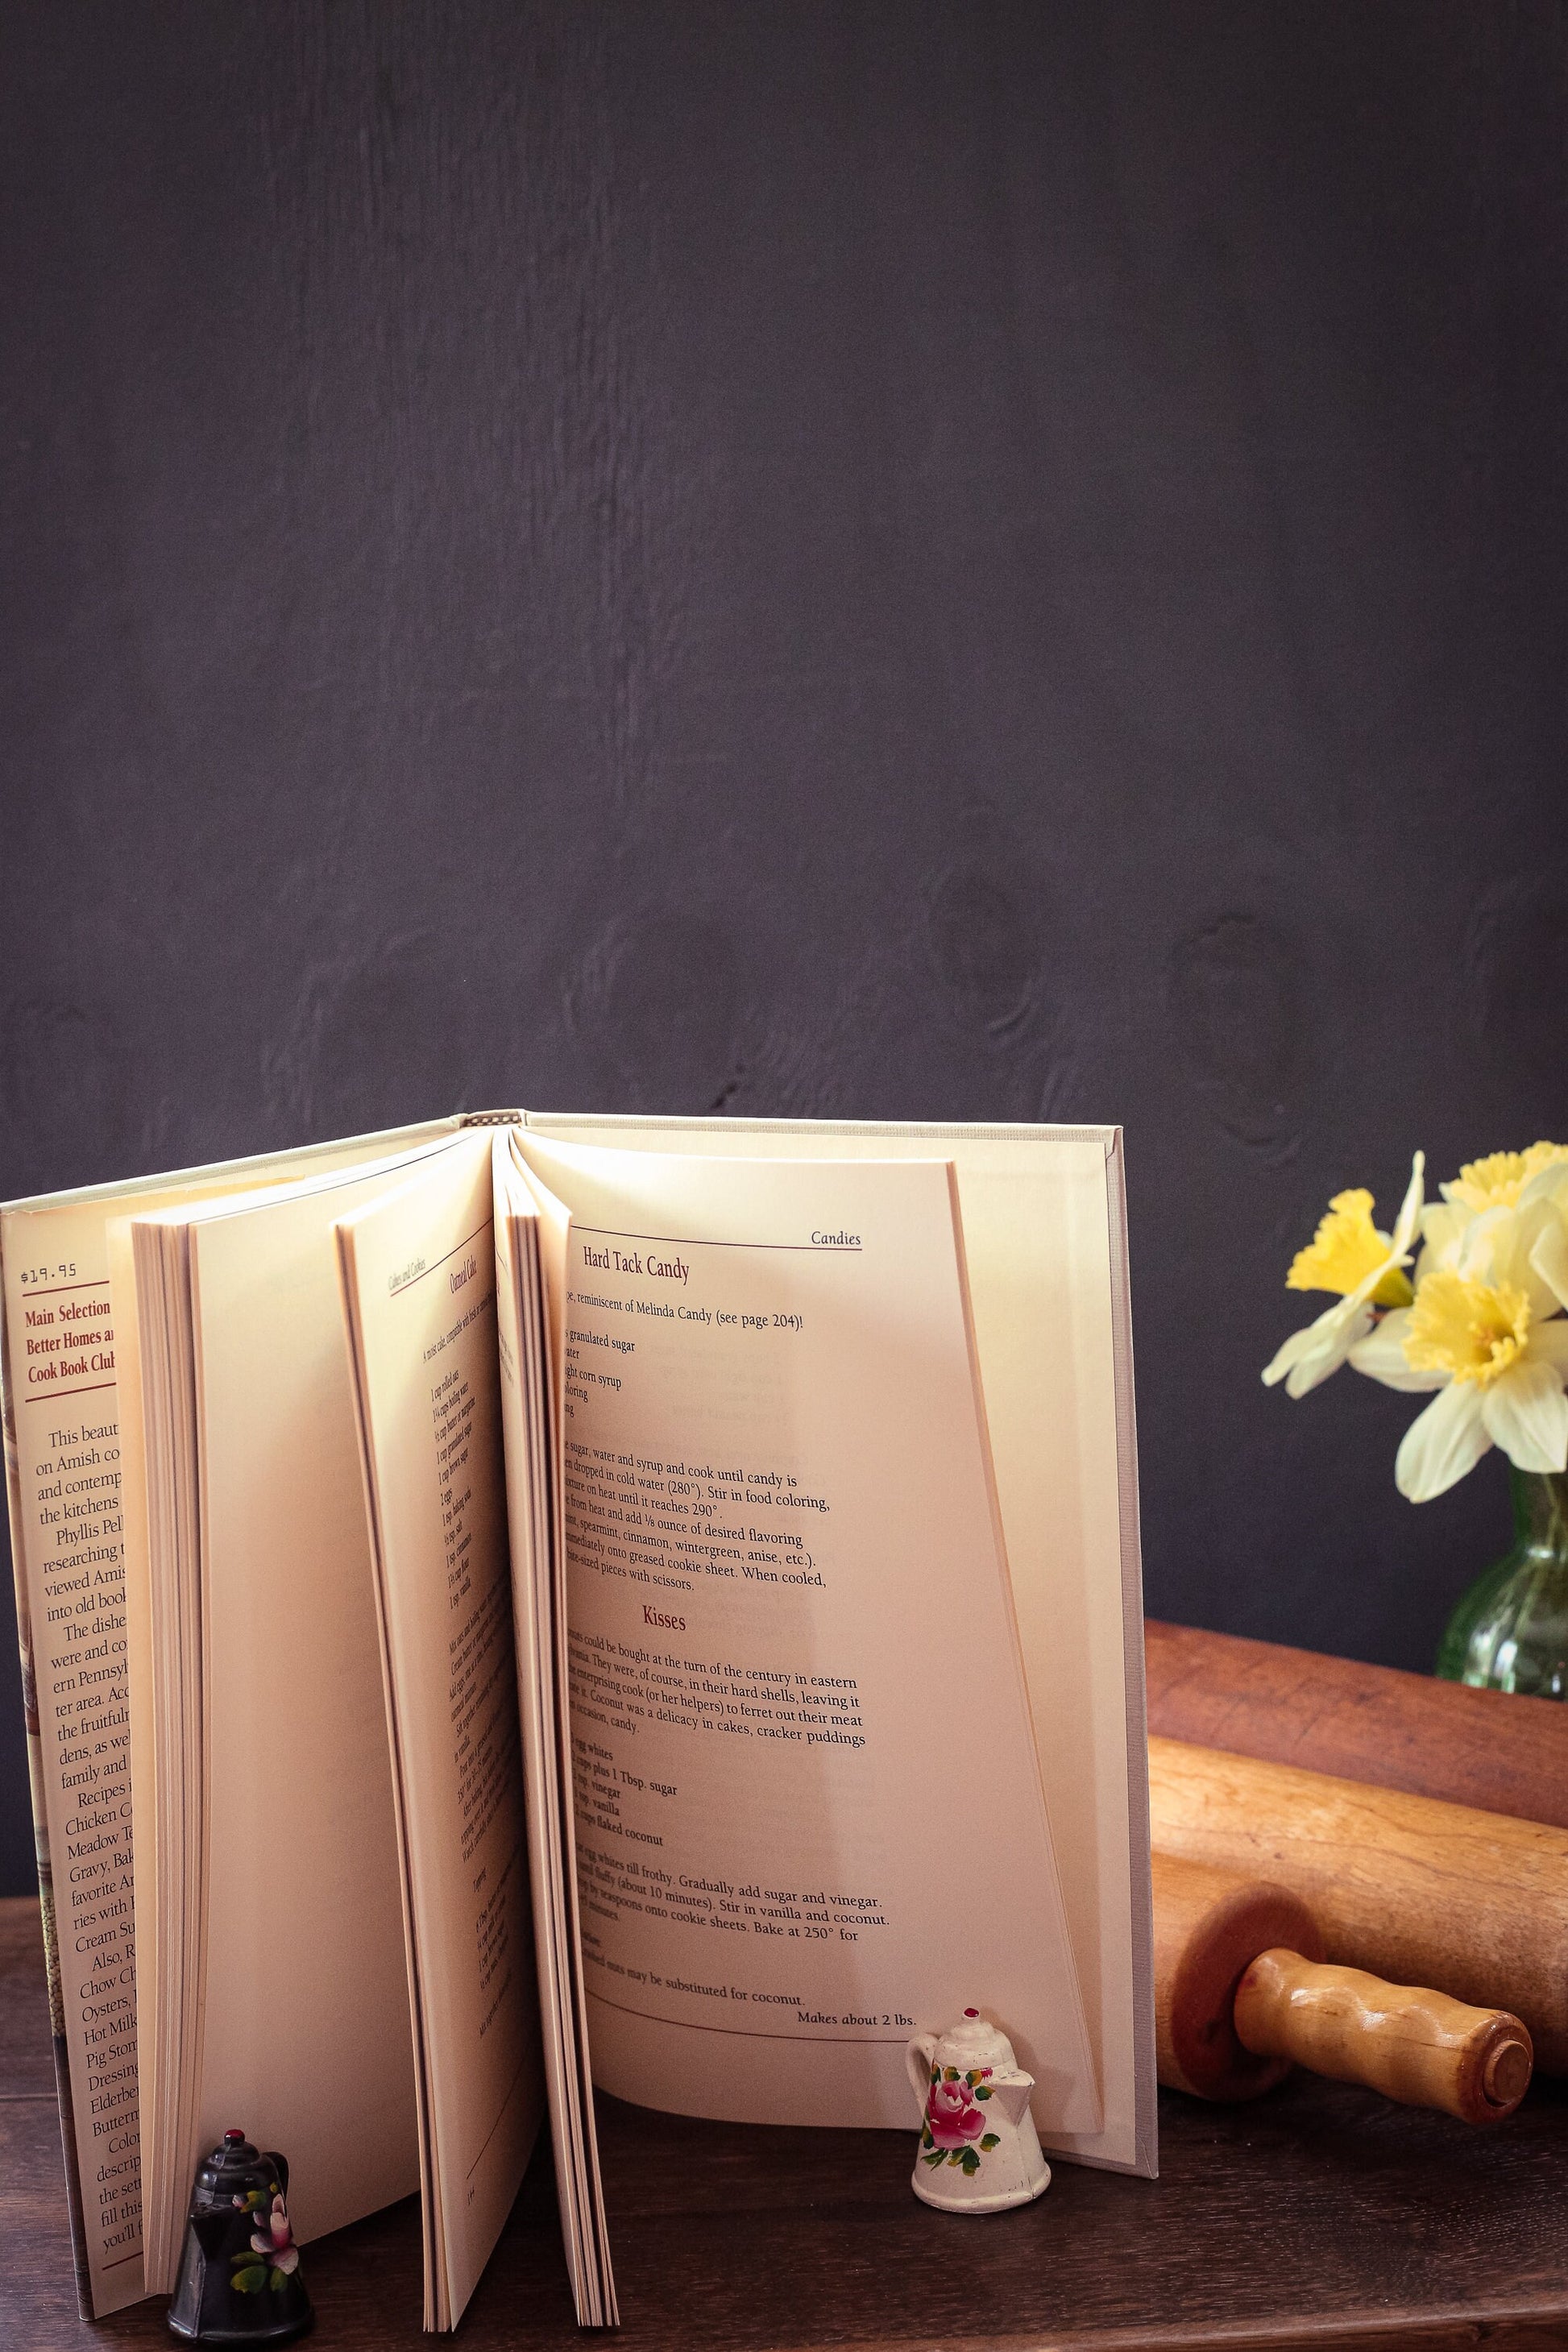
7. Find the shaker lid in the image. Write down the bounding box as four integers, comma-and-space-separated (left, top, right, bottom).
932, 2006, 1018, 2072
190, 2126, 272, 2207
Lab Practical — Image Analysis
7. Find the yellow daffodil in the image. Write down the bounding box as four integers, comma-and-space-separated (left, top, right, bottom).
1443, 1141, 1568, 1213
1350, 1266, 1568, 1501
1271, 1139, 1568, 1504
1262, 1155, 1424, 1399
1286, 1190, 1416, 1308
1415, 1141, 1568, 1316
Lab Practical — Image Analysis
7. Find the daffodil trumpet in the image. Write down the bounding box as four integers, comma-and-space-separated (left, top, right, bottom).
1264, 1143, 1568, 1504
1261, 1154, 1424, 1400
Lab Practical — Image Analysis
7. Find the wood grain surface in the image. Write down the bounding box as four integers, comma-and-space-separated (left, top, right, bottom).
6, 1898, 1568, 2350
1146, 1620, 1568, 1828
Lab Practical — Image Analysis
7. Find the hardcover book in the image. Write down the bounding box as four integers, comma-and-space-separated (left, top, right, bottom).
1, 1111, 1155, 2331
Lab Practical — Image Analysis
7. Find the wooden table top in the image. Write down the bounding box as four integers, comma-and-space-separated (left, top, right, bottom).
6, 1895, 1568, 2351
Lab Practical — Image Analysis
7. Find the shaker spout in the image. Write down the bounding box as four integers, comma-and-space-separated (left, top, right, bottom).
983, 2071, 1035, 2129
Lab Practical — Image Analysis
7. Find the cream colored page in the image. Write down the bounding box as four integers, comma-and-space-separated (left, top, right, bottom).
516, 1138, 1098, 2135
336, 1139, 542, 2327
103, 1215, 159, 2287
2, 1205, 143, 2313
524, 1116, 1151, 2176
492, 1147, 616, 2327
0, 1150, 409, 2313
0, 1117, 465, 2317
492, 1177, 580, 2289
178, 1162, 457, 2246
2, 1176, 323, 2313
114, 1187, 293, 2291
944, 1143, 1147, 2172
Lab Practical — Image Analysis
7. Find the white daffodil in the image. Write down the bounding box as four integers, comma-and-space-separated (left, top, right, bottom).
1350, 1266, 1568, 1501
1518, 1151, 1568, 1308
1262, 1154, 1424, 1399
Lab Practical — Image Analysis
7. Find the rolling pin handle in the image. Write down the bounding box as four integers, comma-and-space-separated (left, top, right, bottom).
1232, 1947, 1534, 2126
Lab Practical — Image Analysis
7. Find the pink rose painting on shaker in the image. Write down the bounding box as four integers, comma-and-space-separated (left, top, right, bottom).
920, 2066, 1003, 2178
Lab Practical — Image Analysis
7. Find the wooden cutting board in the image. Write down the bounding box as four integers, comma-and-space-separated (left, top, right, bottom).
1146, 1617, 1568, 1830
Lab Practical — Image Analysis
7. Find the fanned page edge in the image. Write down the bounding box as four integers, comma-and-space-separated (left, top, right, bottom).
492, 1196, 587, 2308
335, 1217, 445, 2330
128, 1217, 208, 2296
494, 1136, 619, 2326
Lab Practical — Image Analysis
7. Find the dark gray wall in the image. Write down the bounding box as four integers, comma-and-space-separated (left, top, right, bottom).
3, 2, 1566, 1893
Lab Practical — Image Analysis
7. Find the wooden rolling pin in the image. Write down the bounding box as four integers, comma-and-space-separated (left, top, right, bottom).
1150, 1736, 1568, 2074
1146, 1619, 1568, 1832
1153, 1852, 1533, 2123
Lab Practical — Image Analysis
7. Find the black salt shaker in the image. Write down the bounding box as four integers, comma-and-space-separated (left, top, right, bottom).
168, 2128, 313, 2344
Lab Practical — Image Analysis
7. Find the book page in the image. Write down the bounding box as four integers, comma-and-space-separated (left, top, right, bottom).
0, 1118, 462, 2316
336, 1134, 543, 2330
143, 1139, 489, 2266
516, 1138, 1099, 2135
1, 1205, 142, 2314
492, 1139, 616, 2327
525, 1112, 1154, 2177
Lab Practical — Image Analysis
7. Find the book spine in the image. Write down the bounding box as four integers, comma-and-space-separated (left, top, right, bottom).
1103, 1128, 1158, 2183
1, 1276, 93, 2318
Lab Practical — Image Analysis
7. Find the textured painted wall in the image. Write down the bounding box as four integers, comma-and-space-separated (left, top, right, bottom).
2, 2, 1565, 1892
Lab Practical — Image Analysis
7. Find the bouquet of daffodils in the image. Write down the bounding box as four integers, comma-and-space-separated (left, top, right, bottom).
1264, 1144, 1568, 1502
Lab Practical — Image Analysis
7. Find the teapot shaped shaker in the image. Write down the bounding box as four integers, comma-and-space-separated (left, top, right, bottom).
906, 2008, 1051, 2213
168, 2128, 313, 2343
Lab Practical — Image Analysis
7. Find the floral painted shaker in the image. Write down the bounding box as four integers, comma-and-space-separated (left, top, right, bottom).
906, 2008, 1051, 2213
168, 2128, 313, 2342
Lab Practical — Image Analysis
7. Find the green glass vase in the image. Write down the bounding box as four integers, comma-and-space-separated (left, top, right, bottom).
1437, 1466, 1568, 1698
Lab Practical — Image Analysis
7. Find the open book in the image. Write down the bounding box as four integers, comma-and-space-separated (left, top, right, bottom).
1, 1112, 1155, 2331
